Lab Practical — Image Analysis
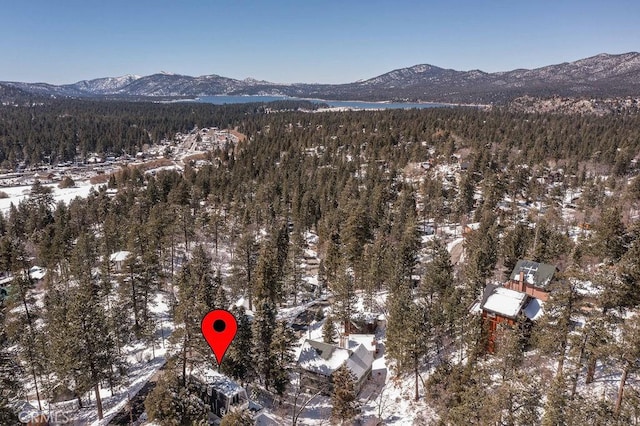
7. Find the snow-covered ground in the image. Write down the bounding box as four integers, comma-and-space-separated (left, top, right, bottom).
17, 292, 173, 426
0, 181, 97, 214
280, 289, 438, 426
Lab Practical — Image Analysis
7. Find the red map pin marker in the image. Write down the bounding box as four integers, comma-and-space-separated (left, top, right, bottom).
201, 309, 238, 366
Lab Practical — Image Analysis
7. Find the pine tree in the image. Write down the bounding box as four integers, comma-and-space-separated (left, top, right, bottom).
463, 210, 498, 298
529, 219, 570, 264
342, 200, 372, 277
286, 230, 305, 306
331, 364, 358, 424
271, 320, 295, 396
445, 364, 493, 425
144, 361, 207, 425
614, 237, 640, 309
219, 409, 253, 426
501, 223, 532, 277
420, 238, 458, 358
273, 222, 290, 286
46, 235, 121, 421
322, 315, 337, 344
332, 266, 357, 334
592, 205, 627, 264
221, 306, 254, 384
362, 232, 389, 310
254, 240, 283, 305
420, 238, 453, 304
613, 313, 640, 416
455, 172, 475, 218
231, 228, 258, 310
534, 275, 580, 377
394, 216, 421, 285
541, 374, 568, 426
0, 307, 21, 424
323, 229, 342, 284
172, 247, 217, 385
252, 298, 276, 390
386, 279, 429, 401
4, 241, 46, 412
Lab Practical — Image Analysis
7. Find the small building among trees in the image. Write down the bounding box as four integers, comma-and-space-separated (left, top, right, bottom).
109, 251, 131, 272
190, 373, 250, 422
343, 311, 384, 335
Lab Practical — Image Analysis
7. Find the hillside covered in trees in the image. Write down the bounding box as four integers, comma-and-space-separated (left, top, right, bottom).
1, 100, 640, 424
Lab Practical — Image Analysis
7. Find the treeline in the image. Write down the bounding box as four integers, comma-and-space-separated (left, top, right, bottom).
1, 100, 640, 171
0, 99, 323, 167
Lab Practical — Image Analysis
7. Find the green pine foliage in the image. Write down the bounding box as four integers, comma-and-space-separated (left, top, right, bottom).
252, 298, 277, 390
221, 306, 254, 383
0, 308, 20, 424
144, 362, 207, 425
331, 364, 358, 424
270, 320, 295, 396
322, 315, 337, 344
386, 279, 429, 401
219, 409, 254, 426
0, 99, 640, 423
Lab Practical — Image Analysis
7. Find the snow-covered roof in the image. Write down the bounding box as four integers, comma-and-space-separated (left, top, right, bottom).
523, 298, 544, 320
29, 266, 46, 280
481, 285, 529, 319
191, 368, 245, 397
297, 339, 373, 381
345, 344, 374, 382
109, 251, 131, 263
346, 334, 377, 353
208, 375, 244, 397
466, 222, 481, 231
297, 340, 351, 377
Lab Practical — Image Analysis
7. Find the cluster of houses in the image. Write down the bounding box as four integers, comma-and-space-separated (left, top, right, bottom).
197, 257, 557, 424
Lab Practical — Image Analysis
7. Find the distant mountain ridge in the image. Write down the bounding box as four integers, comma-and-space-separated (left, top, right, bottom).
2, 52, 640, 104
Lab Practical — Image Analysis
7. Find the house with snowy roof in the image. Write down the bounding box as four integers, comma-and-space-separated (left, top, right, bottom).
477, 259, 553, 353
296, 339, 374, 395
189, 371, 251, 421
109, 250, 131, 272
478, 284, 544, 353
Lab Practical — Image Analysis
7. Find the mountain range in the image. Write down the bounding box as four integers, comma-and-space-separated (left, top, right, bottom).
2, 52, 640, 104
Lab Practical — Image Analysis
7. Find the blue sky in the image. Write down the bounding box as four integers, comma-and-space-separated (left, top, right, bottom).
1, 0, 638, 84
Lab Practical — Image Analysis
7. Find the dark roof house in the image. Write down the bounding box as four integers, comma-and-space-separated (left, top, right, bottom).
509, 260, 557, 290
190, 372, 250, 421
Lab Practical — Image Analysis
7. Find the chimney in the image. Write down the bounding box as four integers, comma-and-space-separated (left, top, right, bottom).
519, 271, 525, 292
339, 334, 347, 349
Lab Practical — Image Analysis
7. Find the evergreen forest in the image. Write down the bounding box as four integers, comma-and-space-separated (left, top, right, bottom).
1, 99, 640, 425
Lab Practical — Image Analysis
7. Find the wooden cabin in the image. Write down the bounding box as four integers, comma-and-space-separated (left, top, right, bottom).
479, 284, 531, 353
